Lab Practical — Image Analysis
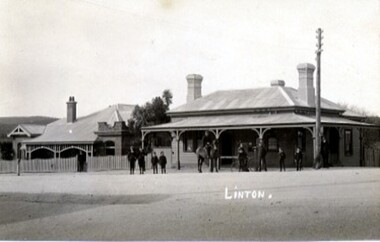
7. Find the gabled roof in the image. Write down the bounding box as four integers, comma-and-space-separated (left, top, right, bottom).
24, 104, 135, 144
168, 86, 345, 115
7, 124, 46, 138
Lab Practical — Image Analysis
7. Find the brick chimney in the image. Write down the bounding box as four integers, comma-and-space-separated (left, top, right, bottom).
186, 74, 203, 103
66, 96, 77, 123
297, 63, 316, 106
270, 80, 286, 87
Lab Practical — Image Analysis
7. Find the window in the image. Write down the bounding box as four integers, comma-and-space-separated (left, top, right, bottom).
105, 141, 115, 156
267, 137, 278, 151
344, 129, 353, 156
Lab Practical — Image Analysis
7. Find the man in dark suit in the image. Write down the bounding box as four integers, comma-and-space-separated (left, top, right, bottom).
321, 137, 330, 168
258, 142, 267, 172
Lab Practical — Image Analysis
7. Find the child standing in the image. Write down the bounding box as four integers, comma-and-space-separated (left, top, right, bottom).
159, 151, 167, 174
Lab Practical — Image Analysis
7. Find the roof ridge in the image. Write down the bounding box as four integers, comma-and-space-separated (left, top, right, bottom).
278, 87, 295, 106
114, 109, 123, 122
19, 123, 46, 127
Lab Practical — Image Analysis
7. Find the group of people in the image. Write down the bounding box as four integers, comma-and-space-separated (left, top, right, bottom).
196, 131, 219, 173
237, 142, 271, 172
237, 142, 304, 172
196, 131, 308, 173
246, 137, 331, 171
127, 146, 167, 175
129, 132, 330, 174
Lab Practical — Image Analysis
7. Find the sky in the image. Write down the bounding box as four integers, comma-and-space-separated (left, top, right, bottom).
0, 0, 379, 118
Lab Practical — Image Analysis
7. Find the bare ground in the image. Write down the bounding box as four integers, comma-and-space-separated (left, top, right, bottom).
0, 168, 379, 240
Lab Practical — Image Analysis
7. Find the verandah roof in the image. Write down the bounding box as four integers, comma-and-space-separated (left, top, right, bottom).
142, 113, 372, 131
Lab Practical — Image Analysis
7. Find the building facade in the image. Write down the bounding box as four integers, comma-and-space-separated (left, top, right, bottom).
142, 63, 376, 169
15, 97, 135, 162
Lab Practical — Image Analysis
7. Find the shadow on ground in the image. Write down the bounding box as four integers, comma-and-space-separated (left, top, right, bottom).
0, 192, 170, 225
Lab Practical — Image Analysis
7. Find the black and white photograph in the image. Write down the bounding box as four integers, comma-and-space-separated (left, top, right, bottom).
0, 0, 379, 240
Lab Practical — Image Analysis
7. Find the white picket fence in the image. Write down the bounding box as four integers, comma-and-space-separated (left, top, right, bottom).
0, 157, 77, 174
87, 156, 129, 172
364, 147, 380, 167
0, 160, 16, 174
0, 154, 167, 174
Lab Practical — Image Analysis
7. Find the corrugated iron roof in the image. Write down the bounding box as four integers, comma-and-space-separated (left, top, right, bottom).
169, 86, 345, 114
24, 104, 135, 144
144, 113, 371, 130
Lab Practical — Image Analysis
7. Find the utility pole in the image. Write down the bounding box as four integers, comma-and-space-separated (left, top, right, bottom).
314, 28, 323, 169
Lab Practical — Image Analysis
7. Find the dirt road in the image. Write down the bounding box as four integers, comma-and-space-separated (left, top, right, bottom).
0, 168, 379, 240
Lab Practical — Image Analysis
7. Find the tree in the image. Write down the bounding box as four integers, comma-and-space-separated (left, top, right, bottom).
337, 102, 371, 117
337, 102, 380, 148
0, 142, 15, 160
128, 90, 173, 146
162, 89, 173, 110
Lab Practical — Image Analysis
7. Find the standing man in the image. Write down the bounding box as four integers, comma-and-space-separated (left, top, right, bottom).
321, 137, 330, 168
294, 147, 303, 171
138, 147, 145, 175
202, 131, 214, 166
151, 151, 159, 174
247, 142, 255, 171
237, 142, 248, 172
78, 151, 86, 172
258, 142, 267, 172
278, 147, 286, 172
210, 140, 219, 173
128, 146, 136, 175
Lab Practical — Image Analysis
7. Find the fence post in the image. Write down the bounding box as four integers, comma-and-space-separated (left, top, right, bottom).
17, 159, 20, 176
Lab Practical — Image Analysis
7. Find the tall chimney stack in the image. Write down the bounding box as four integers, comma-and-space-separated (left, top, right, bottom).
66, 96, 77, 123
186, 74, 203, 103
297, 63, 316, 106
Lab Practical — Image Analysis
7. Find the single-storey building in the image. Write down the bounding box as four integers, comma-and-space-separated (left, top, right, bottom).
17, 97, 135, 161
142, 63, 376, 169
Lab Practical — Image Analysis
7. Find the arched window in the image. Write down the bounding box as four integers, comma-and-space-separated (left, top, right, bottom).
105, 141, 115, 156
31, 148, 54, 159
